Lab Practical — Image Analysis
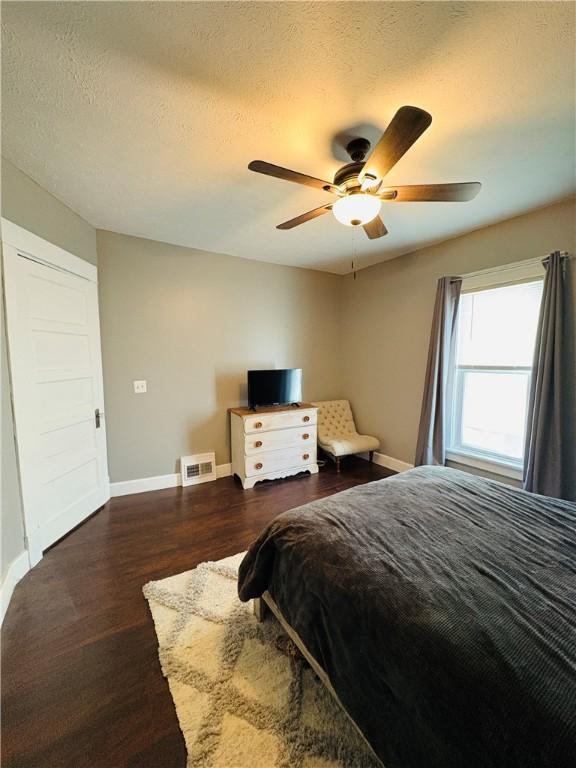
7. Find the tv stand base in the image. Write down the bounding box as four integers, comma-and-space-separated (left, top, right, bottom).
250, 401, 302, 411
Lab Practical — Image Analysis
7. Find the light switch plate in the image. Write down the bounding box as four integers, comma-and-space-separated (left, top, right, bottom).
133, 380, 147, 394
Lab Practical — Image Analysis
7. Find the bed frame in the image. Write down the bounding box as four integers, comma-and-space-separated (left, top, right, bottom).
254, 592, 385, 767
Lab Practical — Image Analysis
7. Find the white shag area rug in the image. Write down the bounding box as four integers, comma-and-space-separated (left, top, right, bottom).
143, 552, 380, 768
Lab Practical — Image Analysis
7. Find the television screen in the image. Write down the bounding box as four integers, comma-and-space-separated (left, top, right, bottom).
247, 369, 302, 409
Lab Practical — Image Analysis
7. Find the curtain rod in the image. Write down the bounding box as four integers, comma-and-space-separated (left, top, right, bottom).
450, 252, 570, 282
542, 252, 570, 265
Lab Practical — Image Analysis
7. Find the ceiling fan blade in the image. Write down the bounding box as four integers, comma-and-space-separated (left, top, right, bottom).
249, 161, 338, 194
363, 216, 388, 239
381, 182, 481, 202
277, 204, 333, 230
359, 106, 432, 184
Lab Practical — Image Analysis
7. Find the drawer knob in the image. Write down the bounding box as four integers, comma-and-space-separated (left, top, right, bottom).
254, 421, 263, 429
303, 453, 310, 460
303, 415, 310, 423
255, 440, 263, 448
302, 433, 310, 440
255, 462, 263, 470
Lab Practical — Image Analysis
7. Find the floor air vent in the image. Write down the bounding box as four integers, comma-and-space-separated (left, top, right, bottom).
181, 452, 217, 486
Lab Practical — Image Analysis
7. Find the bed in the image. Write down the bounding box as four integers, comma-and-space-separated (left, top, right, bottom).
238, 466, 576, 768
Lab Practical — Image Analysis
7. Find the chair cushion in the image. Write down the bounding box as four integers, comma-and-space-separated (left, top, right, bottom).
311, 399, 380, 458
319, 433, 380, 457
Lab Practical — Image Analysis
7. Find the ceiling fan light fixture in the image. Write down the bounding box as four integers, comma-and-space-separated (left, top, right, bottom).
332, 194, 381, 227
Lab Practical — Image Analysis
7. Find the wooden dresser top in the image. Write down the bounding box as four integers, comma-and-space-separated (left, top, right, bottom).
228, 403, 316, 417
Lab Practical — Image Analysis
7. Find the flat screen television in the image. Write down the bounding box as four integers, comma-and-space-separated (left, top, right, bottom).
247, 369, 302, 409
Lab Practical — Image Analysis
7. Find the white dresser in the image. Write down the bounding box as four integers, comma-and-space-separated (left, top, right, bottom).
230, 404, 318, 489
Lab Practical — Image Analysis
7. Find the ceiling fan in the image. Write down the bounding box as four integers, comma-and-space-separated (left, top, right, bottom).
248, 106, 481, 239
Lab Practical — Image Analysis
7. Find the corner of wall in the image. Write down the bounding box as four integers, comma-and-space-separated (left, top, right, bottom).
1, 157, 97, 266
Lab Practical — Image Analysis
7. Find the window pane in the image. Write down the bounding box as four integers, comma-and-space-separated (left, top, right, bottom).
457, 281, 543, 367
459, 370, 529, 460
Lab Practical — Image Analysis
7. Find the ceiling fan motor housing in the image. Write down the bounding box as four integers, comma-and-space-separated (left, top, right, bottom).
333, 161, 365, 192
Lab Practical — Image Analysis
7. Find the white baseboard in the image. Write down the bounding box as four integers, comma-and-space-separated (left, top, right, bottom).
110, 463, 233, 497
1, 550, 30, 625
358, 451, 414, 474
110, 473, 180, 497
216, 463, 232, 479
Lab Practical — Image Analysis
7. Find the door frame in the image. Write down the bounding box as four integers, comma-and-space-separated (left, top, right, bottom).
1, 218, 109, 566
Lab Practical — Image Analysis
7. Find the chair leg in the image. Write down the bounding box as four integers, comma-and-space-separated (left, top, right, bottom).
369, 450, 374, 463
335, 456, 341, 473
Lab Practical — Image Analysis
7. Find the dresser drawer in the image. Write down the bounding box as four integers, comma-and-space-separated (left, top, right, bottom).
245, 426, 316, 455
245, 446, 317, 478
244, 408, 317, 434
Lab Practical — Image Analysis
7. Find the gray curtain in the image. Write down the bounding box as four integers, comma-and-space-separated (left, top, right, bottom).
523, 252, 575, 500
415, 276, 462, 466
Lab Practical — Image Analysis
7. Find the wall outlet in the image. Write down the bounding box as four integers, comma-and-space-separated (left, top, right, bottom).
133, 380, 147, 394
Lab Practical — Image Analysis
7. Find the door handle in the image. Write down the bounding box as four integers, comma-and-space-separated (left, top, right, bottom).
95, 408, 103, 429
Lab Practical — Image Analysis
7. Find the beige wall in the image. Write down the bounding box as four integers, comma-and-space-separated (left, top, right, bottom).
1, 158, 97, 265
97, 230, 343, 481
341, 198, 576, 466
1, 274, 26, 582
1, 155, 574, 538
1, 159, 97, 581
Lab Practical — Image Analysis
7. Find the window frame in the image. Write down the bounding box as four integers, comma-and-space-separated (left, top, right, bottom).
447, 259, 545, 479
448, 365, 531, 476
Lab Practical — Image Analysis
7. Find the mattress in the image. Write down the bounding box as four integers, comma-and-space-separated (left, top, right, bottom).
238, 466, 576, 768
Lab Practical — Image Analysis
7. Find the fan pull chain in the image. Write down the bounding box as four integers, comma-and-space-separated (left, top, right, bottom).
352, 227, 357, 280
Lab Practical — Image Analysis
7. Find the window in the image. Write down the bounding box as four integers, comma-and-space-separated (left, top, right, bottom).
448, 274, 544, 475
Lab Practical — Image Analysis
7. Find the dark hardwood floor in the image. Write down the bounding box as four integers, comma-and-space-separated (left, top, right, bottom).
1, 458, 393, 768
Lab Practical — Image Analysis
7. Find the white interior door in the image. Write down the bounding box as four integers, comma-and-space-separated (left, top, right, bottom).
2, 220, 109, 564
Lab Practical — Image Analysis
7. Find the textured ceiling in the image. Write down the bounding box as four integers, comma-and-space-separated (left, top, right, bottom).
2, 1, 575, 274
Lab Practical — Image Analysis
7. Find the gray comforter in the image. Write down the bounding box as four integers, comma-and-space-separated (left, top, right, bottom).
238, 466, 576, 768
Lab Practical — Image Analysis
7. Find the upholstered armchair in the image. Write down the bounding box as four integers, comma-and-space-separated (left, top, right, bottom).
311, 400, 380, 472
